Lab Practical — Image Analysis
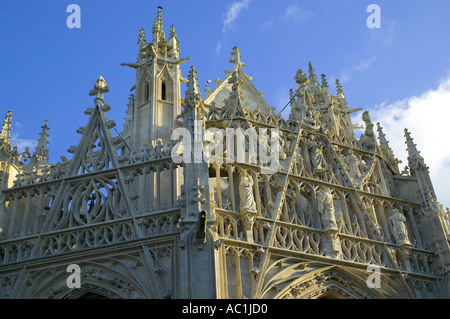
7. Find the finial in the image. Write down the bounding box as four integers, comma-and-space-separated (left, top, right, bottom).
404, 128, 418, 153
184, 66, 203, 116
404, 128, 428, 171
0, 110, 12, 142
321, 74, 328, 88
152, 6, 165, 43
187, 66, 201, 96
89, 76, 110, 101
34, 119, 50, 162
336, 79, 343, 95
169, 24, 177, 39
229, 46, 245, 68
138, 27, 146, 44
377, 122, 399, 169
308, 62, 318, 87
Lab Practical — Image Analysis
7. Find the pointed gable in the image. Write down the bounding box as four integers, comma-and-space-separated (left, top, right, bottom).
204, 47, 274, 116
66, 76, 119, 176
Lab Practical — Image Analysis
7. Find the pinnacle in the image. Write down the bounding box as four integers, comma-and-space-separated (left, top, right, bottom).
0, 110, 12, 141
404, 128, 423, 158
336, 79, 343, 95
138, 27, 146, 44
152, 6, 165, 42
229, 46, 246, 68
308, 62, 319, 87
187, 66, 201, 96
34, 119, 50, 162
169, 24, 177, 39
89, 76, 110, 101
321, 74, 328, 87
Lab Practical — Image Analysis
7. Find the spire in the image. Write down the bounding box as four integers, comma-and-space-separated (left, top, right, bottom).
152, 6, 165, 44
377, 122, 400, 174
34, 119, 50, 162
183, 66, 206, 129
184, 66, 202, 115
308, 62, 319, 88
321, 74, 328, 88
377, 123, 392, 154
169, 24, 177, 39
167, 24, 180, 58
336, 79, 344, 97
320, 74, 329, 96
404, 128, 428, 172
138, 27, 146, 44
186, 65, 201, 97
0, 110, 12, 143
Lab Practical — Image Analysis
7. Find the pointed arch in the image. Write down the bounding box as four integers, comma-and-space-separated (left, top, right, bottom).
262, 264, 412, 299
10, 257, 159, 299
157, 64, 174, 102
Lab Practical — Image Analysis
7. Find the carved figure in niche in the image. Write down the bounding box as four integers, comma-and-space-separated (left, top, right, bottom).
317, 186, 338, 230
390, 209, 410, 245
425, 186, 440, 215
303, 109, 320, 131
359, 111, 376, 152
294, 69, 308, 86
220, 179, 231, 210
306, 134, 327, 176
343, 149, 362, 179
239, 170, 257, 214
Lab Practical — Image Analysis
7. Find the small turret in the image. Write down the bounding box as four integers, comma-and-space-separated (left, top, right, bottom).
405, 128, 429, 174
377, 122, 400, 174
336, 79, 344, 98
308, 62, 319, 89
0, 110, 12, 145
152, 6, 165, 45
404, 128, 440, 215
321, 74, 329, 95
33, 119, 50, 163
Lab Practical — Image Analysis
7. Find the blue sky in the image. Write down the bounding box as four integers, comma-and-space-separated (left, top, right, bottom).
1, 0, 450, 208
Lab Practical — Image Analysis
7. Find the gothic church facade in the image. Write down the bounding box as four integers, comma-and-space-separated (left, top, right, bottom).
0, 8, 449, 299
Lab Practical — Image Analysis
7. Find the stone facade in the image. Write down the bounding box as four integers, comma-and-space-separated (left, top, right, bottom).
0, 8, 449, 299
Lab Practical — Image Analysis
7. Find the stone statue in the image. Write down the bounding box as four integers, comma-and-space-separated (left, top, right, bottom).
303, 109, 320, 131
294, 69, 308, 86
390, 209, 410, 245
306, 135, 327, 176
317, 187, 337, 230
239, 170, 257, 214
360, 111, 376, 152
343, 149, 361, 179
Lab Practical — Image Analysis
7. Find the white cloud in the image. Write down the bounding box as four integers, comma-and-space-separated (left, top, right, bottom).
215, 40, 222, 55
261, 4, 314, 31
340, 56, 376, 83
222, 0, 251, 33
9, 121, 38, 153
369, 19, 396, 48
283, 4, 315, 23
11, 138, 38, 153
369, 75, 450, 209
